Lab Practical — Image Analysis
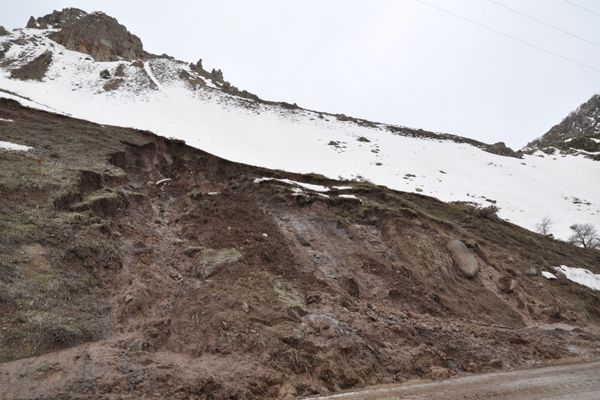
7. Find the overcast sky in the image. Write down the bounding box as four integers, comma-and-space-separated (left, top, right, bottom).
2, 0, 600, 148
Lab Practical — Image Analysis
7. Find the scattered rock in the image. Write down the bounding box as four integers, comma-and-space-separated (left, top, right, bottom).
524, 267, 538, 276
447, 239, 479, 278
193, 247, 243, 279
357, 136, 371, 143
114, 63, 126, 77
103, 78, 124, 91
10, 51, 52, 81
430, 366, 452, 380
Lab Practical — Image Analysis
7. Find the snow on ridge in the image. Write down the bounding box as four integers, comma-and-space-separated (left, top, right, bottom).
0, 28, 599, 240
0, 140, 32, 151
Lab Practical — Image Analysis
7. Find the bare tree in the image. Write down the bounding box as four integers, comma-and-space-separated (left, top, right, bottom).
568, 223, 600, 249
535, 216, 553, 236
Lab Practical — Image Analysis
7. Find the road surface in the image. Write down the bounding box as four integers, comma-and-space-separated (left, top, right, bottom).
308, 361, 600, 400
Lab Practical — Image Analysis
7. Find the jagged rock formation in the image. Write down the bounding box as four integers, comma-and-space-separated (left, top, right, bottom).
44, 9, 147, 61
0, 26, 9, 36
26, 8, 87, 29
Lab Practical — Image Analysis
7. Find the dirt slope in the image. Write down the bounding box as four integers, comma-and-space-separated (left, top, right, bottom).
0, 98, 599, 399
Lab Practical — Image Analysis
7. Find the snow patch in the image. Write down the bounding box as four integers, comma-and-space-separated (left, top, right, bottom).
0, 118, 14, 122
0, 140, 32, 151
553, 265, 600, 291
542, 271, 557, 280
339, 194, 362, 203
155, 178, 172, 186
254, 177, 330, 193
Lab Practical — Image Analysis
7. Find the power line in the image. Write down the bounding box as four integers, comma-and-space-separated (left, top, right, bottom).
487, 0, 600, 48
563, 0, 600, 17
413, 0, 600, 73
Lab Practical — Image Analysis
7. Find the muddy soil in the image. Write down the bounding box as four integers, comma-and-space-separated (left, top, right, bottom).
1, 98, 599, 399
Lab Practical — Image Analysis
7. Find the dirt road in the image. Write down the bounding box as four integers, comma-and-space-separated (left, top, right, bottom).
309, 361, 600, 400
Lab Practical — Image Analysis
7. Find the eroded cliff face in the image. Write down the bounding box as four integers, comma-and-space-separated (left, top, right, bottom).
48, 12, 147, 61
1, 98, 599, 399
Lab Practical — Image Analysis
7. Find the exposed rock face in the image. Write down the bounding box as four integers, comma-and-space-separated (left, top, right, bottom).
447, 239, 480, 278
10, 51, 52, 80
0, 26, 10, 36
528, 94, 600, 150
27, 8, 87, 29
48, 12, 147, 61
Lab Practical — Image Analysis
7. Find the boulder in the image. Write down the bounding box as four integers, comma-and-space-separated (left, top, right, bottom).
446, 239, 479, 278
497, 276, 517, 293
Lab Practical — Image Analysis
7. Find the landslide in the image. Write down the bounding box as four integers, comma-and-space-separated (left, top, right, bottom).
0, 98, 599, 399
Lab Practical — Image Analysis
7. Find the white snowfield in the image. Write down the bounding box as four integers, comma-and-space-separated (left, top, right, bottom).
1, 28, 599, 239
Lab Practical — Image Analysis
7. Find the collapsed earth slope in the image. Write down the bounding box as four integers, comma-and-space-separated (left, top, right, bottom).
1, 99, 599, 399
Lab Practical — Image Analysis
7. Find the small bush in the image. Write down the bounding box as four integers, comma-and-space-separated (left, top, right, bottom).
475, 205, 499, 219
568, 223, 600, 249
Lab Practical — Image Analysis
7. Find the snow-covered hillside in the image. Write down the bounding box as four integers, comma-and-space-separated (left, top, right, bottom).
1, 23, 599, 240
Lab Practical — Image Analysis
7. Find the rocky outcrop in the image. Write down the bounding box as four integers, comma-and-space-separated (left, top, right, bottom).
485, 142, 521, 158
447, 239, 480, 278
48, 12, 147, 61
26, 16, 37, 28
0, 26, 10, 36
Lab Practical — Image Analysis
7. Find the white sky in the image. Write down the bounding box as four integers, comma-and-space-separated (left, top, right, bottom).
1, 0, 600, 148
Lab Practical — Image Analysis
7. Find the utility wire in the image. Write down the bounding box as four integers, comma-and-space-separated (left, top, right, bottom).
413, 0, 600, 73
487, 0, 600, 48
563, 0, 600, 17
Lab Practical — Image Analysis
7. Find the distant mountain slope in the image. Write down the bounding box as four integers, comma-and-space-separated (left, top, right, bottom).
526, 94, 600, 160
0, 8, 599, 239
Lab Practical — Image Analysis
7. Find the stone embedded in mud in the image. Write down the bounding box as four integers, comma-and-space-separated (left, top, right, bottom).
446, 239, 479, 278
193, 247, 243, 279
497, 276, 517, 293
